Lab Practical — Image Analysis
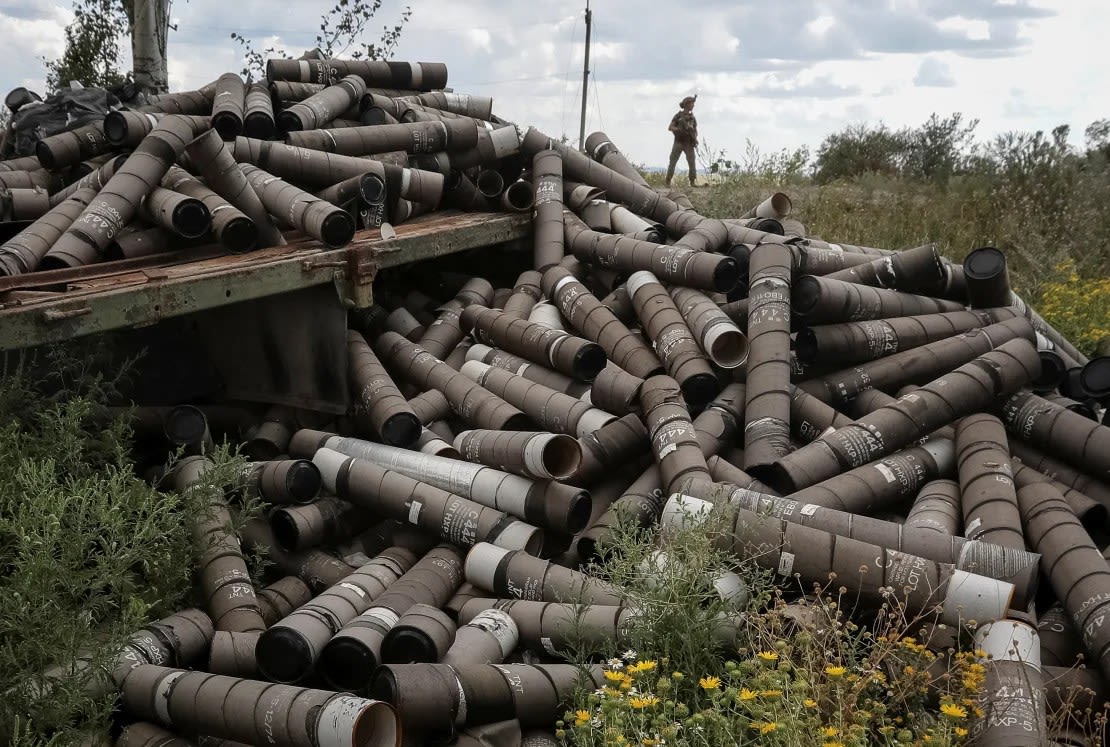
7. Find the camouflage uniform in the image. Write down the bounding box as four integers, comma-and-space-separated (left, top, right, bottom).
666, 101, 698, 186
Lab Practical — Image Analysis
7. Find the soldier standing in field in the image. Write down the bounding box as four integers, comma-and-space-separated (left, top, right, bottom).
665, 95, 698, 187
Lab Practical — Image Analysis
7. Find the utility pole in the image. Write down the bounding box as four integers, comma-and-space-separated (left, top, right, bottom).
577, 1, 592, 151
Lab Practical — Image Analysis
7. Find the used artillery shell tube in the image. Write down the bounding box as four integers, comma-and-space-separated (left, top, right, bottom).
955, 414, 1024, 550
521, 127, 679, 223
184, 129, 285, 248
456, 600, 629, 659
101, 112, 210, 148
788, 384, 853, 442
257, 576, 314, 626
241, 518, 355, 592
270, 495, 376, 552
232, 137, 445, 204
963, 246, 1012, 309
662, 492, 1014, 626
769, 339, 1041, 493
243, 82, 276, 140
375, 332, 531, 431
969, 619, 1046, 745
542, 266, 662, 378
822, 243, 949, 296
475, 169, 504, 199
42, 116, 203, 269
241, 459, 321, 505
786, 440, 956, 517
641, 375, 712, 495
460, 360, 615, 437
255, 546, 417, 684
740, 192, 792, 220
575, 464, 664, 561
465, 344, 590, 398
707, 456, 779, 495
584, 131, 650, 187
564, 211, 739, 292
588, 363, 645, 415
1018, 480, 1110, 680
267, 58, 448, 90
287, 119, 477, 156
318, 544, 465, 690
279, 74, 367, 131
163, 166, 257, 252
904, 480, 962, 535
454, 429, 582, 481
207, 630, 260, 677
211, 72, 247, 139
500, 178, 534, 212
313, 447, 542, 551
502, 270, 544, 320
140, 187, 212, 239
573, 413, 650, 486
383, 307, 425, 341
744, 242, 793, 471
293, 431, 592, 535
465, 542, 622, 605
166, 456, 265, 633
792, 274, 965, 323
798, 316, 1037, 406
35, 121, 110, 170
683, 477, 1038, 603
380, 603, 457, 664
1009, 439, 1110, 510
627, 271, 719, 407
417, 277, 495, 361
0, 185, 97, 275
407, 389, 452, 425
669, 286, 748, 369
0, 187, 50, 221
441, 608, 519, 667
460, 304, 607, 382
793, 307, 1019, 366
240, 164, 355, 248
1001, 390, 1110, 484
119, 664, 399, 747
348, 330, 421, 447
49, 154, 125, 206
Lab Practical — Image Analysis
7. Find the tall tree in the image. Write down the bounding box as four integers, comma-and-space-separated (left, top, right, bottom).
130, 0, 172, 93
44, 0, 130, 90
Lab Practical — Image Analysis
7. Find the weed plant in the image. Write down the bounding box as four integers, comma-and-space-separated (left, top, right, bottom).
0, 344, 249, 745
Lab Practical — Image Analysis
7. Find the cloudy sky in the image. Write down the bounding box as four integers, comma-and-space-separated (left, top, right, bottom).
2, 0, 1108, 169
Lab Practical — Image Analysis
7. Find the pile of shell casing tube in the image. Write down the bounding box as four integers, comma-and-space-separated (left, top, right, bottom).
16, 56, 1110, 747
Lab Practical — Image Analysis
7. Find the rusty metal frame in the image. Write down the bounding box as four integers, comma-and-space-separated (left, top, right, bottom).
0, 211, 531, 351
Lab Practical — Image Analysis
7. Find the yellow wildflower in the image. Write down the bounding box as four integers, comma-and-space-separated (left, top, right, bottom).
630, 695, 660, 709
956, 727, 968, 737
823, 726, 839, 737
631, 659, 657, 673
749, 721, 777, 734
760, 689, 783, 698
574, 709, 590, 726
756, 650, 779, 662
603, 670, 624, 682
825, 665, 846, 678
738, 688, 758, 701
804, 698, 818, 708
641, 739, 659, 747
698, 675, 721, 690
941, 702, 968, 720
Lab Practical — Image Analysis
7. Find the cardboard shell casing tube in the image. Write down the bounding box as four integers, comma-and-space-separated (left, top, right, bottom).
119, 664, 399, 747
661, 493, 1013, 626
184, 128, 285, 247
465, 343, 590, 398
317, 544, 464, 691
822, 242, 949, 296
348, 330, 421, 447
677, 479, 1040, 608
441, 608, 519, 667
955, 413, 1024, 550
903, 479, 962, 535
769, 338, 1042, 493
669, 286, 748, 369
454, 429, 582, 481
375, 332, 531, 432
968, 619, 1045, 745
456, 599, 629, 657
627, 271, 719, 407
241, 518, 355, 592
743, 241, 793, 471
380, 603, 458, 664
311, 447, 543, 553
464, 542, 622, 605
640, 374, 712, 495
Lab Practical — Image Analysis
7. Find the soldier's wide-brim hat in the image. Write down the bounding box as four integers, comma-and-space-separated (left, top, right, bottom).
680, 96, 696, 107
